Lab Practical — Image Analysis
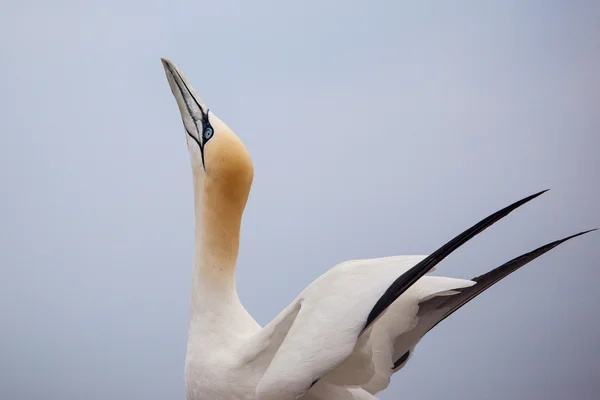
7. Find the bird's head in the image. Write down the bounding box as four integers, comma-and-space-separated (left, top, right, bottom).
161, 58, 253, 213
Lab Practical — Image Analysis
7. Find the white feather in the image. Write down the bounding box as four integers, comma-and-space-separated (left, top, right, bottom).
160, 58, 587, 400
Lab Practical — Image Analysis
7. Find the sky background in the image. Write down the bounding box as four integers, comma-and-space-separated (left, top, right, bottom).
1, 1, 599, 399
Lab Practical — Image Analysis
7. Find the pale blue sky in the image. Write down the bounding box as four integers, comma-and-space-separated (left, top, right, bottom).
1, 1, 599, 399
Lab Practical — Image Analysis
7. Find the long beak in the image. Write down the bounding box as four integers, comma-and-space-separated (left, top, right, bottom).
161, 58, 209, 167
161, 58, 207, 124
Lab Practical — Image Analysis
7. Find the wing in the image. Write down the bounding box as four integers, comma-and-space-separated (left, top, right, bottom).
319, 275, 475, 393
248, 191, 546, 400
248, 255, 428, 399
359, 229, 595, 395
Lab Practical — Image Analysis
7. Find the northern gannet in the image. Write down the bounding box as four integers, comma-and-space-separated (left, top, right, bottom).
160, 58, 595, 400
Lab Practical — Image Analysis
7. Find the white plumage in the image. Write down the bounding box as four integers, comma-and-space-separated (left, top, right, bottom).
160, 58, 594, 400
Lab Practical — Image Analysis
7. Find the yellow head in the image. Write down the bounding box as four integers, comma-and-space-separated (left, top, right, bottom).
161, 58, 253, 267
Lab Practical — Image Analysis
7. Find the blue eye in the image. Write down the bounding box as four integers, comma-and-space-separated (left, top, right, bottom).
203, 127, 213, 140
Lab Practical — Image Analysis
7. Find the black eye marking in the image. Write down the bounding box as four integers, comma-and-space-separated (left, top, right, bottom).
170, 65, 213, 168
203, 126, 214, 140
198, 111, 213, 170
199, 108, 213, 143
171, 65, 214, 146
199, 111, 213, 172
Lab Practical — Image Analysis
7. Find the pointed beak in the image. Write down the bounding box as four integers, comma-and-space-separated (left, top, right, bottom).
161, 58, 207, 129
161, 58, 212, 168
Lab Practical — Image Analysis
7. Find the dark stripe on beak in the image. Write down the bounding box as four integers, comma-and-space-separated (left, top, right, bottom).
171, 66, 209, 121
162, 60, 210, 170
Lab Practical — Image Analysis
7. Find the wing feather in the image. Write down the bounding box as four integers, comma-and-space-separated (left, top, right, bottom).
388, 229, 596, 378
252, 191, 550, 400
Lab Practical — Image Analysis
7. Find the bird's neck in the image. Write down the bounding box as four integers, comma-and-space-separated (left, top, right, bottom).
188, 174, 248, 324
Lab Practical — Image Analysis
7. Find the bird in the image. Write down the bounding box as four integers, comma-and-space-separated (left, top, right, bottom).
160, 58, 595, 400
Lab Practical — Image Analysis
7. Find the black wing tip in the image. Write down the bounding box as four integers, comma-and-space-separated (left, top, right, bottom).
471, 227, 597, 281
525, 188, 550, 201
363, 189, 550, 331
393, 350, 411, 370
501, 189, 548, 216
564, 228, 598, 241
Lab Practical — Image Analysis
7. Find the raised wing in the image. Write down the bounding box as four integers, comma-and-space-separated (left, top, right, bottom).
364, 190, 548, 331
358, 229, 596, 395
249, 255, 427, 399
250, 191, 547, 400
319, 275, 475, 394
417, 229, 596, 335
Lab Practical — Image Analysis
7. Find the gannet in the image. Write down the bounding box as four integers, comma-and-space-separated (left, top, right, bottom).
160, 58, 595, 400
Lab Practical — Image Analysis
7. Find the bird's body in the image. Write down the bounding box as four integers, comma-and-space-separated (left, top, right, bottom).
183, 256, 474, 400
160, 58, 593, 400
